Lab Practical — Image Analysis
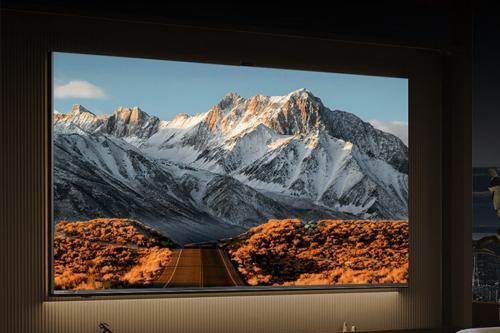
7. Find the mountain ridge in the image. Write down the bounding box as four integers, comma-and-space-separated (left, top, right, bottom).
55, 89, 407, 171
53, 89, 408, 242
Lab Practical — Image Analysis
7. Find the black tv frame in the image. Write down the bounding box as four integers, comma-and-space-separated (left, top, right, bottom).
42, 19, 442, 301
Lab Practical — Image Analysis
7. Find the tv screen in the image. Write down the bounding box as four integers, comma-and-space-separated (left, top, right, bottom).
50, 52, 409, 294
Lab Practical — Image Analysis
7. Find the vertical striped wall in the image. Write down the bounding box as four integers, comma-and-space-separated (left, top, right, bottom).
1, 9, 444, 333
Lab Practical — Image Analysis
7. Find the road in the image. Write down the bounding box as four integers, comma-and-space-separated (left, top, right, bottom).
155, 244, 245, 288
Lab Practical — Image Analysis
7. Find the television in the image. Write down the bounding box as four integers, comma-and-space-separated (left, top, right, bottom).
50, 52, 409, 295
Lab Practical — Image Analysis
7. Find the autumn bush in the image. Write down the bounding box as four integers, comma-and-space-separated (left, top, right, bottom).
54, 218, 175, 290
224, 219, 409, 286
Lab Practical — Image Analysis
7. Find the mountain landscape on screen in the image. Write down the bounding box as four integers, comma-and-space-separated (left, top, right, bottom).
53, 89, 408, 243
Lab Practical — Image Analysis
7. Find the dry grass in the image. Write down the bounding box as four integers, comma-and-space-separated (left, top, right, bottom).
54, 218, 175, 290
224, 219, 409, 286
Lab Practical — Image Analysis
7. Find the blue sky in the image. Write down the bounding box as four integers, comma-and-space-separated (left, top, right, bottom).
53, 52, 408, 142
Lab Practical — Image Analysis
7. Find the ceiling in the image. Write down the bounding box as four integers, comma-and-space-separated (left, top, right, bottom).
1, 1, 459, 49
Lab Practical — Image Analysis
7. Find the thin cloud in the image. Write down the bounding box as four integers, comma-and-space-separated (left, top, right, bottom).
54, 80, 107, 99
369, 119, 408, 145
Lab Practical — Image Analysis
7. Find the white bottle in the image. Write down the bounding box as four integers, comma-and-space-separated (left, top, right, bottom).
351, 325, 356, 332
342, 322, 348, 332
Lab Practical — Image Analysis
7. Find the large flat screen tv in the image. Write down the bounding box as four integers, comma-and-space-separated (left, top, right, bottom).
50, 52, 409, 294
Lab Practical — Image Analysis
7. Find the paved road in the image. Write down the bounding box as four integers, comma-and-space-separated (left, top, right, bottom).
155, 245, 244, 288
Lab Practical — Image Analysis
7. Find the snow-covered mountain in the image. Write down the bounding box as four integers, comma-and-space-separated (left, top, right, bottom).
54, 104, 161, 140
53, 89, 408, 242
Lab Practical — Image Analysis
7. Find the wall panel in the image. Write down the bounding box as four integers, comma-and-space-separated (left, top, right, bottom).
1, 9, 443, 333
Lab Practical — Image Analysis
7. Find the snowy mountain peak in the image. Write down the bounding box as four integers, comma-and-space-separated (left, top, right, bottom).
216, 92, 242, 111
53, 104, 102, 135
205, 93, 242, 131
112, 106, 150, 122
287, 88, 314, 98
222, 91, 241, 101
106, 106, 160, 139
200, 89, 325, 138
70, 104, 96, 116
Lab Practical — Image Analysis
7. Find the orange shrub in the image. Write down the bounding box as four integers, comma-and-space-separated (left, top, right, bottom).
53, 218, 175, 290
224, 219, 409, 286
